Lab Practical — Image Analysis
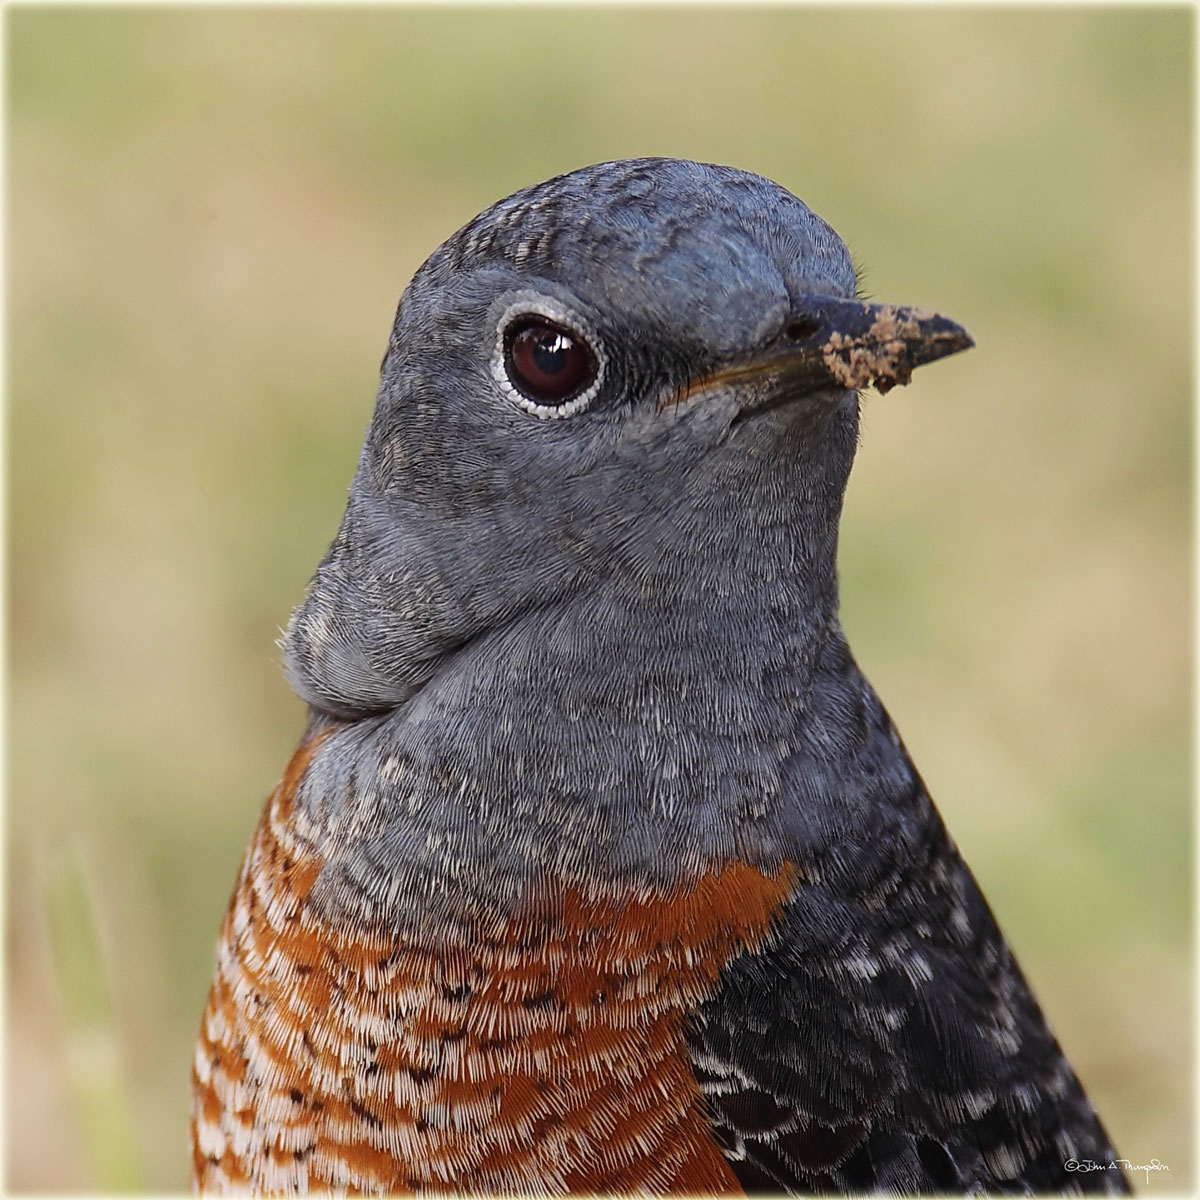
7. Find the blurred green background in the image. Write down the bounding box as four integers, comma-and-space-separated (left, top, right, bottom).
8, 6, 1192, 1192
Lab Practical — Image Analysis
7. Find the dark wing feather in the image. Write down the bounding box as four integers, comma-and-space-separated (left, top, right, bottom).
687, 645, 1129, 1195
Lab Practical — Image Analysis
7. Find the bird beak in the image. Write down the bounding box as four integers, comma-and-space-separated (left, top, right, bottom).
671, 294, 974, 417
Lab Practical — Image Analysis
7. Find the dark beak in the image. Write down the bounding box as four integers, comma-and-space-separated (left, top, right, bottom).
671, 293, 974, 416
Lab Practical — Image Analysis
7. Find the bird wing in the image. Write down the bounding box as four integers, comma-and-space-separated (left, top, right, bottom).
685, 669, 1128, 1194
686, 857, 1127, 1193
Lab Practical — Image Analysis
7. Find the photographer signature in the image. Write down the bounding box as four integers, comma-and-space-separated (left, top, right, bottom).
1066, 1158, 1170, 1184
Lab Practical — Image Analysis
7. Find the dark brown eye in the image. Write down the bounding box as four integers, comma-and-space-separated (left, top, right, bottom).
505, 318, 597, 406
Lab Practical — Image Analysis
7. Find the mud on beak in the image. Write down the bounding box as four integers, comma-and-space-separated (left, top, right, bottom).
671, 294, 975, 418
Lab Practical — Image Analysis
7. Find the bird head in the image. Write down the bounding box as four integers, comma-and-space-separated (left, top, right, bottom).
283, 159, 971, 721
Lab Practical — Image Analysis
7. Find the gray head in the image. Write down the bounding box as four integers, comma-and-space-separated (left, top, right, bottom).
283, 158, 970, 722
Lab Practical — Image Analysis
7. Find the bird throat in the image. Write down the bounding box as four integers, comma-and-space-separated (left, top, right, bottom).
287, 474, 846, 939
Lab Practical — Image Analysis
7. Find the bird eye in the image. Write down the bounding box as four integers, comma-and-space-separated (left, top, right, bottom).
504, 318, 598, 408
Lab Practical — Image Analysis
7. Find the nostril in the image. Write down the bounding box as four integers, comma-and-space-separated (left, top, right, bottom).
785, 317, 821, 342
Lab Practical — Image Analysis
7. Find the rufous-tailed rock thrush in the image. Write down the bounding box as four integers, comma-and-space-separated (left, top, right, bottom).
192, 158, 1128, 1196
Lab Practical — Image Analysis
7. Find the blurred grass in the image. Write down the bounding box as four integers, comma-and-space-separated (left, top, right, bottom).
41, 840, 143, 1190
7, 6, 1192, 1192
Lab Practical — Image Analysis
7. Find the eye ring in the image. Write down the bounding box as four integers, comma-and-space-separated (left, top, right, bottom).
491, 296, 606, 419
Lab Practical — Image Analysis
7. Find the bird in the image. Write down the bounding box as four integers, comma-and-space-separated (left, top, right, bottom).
191, 157, 1129, 1196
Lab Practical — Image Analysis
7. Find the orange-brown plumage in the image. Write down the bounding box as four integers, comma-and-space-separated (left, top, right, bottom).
192, 737, 796, 1194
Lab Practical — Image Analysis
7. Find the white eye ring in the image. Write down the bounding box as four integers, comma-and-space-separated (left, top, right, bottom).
490, 294, 607, 419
